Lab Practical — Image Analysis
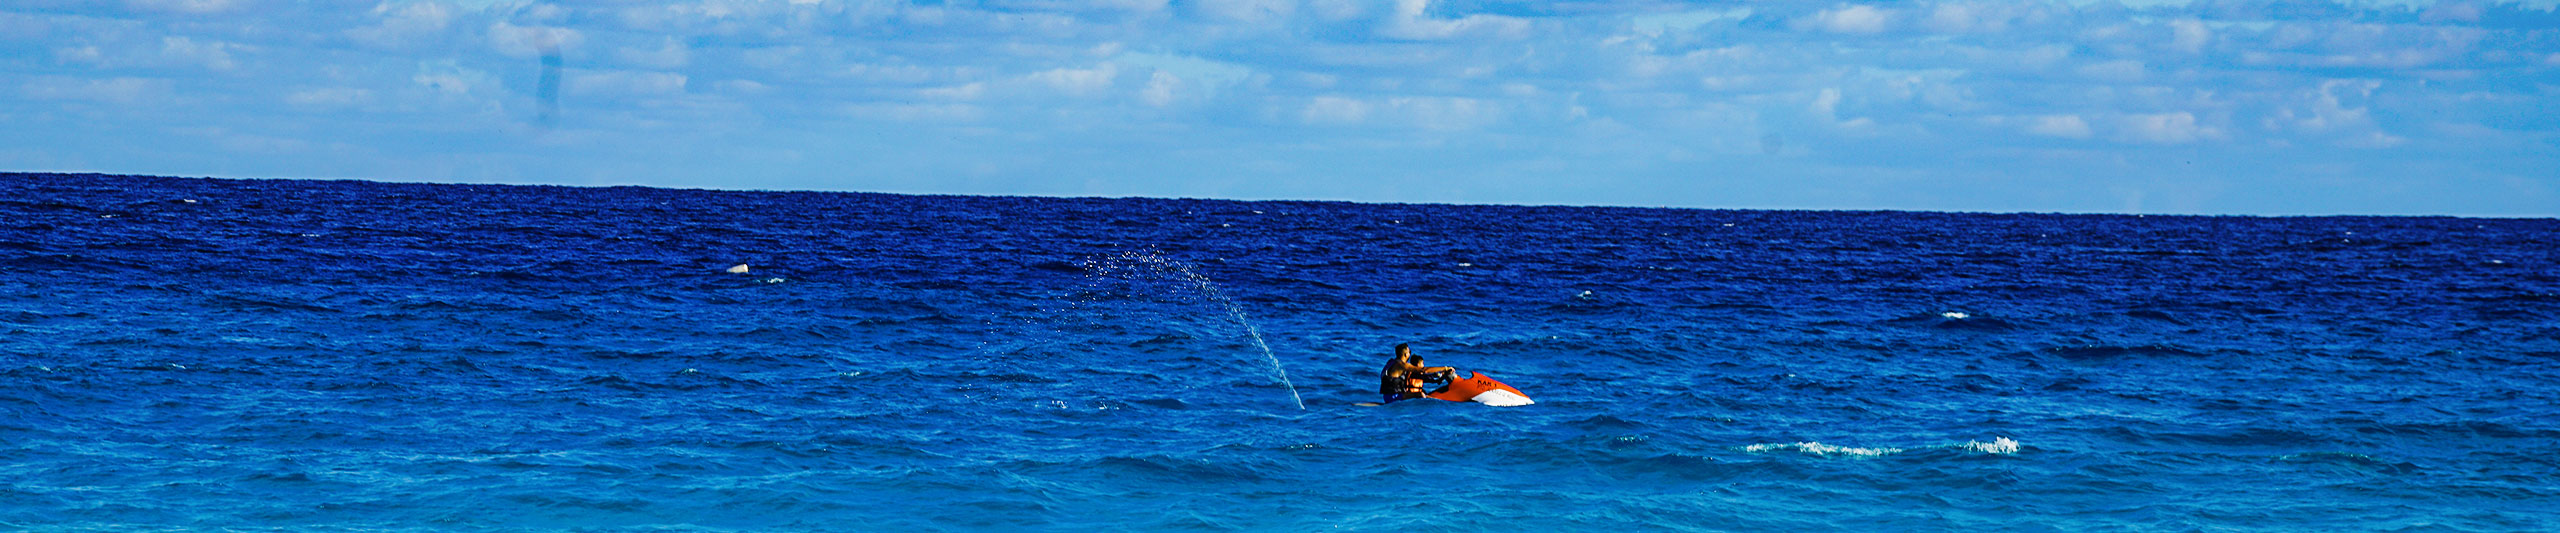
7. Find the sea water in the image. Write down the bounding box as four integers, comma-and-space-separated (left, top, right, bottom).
3, 173, 2556, 530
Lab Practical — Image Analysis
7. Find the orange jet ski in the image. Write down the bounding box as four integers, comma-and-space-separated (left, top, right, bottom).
1425, 372, 1534, 407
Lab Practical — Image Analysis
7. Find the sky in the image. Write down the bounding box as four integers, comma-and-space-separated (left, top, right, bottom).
3, 0, 2556, 216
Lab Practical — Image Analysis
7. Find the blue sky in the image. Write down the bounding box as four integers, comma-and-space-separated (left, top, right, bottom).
3, 0, 2555, 215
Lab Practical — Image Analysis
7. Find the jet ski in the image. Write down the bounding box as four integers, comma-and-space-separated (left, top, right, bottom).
1424, 371, 1534, 407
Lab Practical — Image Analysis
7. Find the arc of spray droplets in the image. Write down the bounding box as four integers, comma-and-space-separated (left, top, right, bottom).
1140, 253, 1306, 410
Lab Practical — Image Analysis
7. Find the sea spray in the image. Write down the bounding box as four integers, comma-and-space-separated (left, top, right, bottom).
1077, 251, 1306, 410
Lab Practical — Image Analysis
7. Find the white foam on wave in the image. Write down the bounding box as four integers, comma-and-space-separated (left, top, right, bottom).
1744, 442, 1905, 457
1941, 312, 1970, 319
1961, 437, 2020, 454
1744, 437, 2022, 457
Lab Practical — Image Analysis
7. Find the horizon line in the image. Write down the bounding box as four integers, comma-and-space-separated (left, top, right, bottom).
8, 170, 2552, 220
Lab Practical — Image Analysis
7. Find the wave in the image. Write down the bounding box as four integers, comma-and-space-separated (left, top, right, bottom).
1743, 441, 1905, 457
1743, 437, 2021, 457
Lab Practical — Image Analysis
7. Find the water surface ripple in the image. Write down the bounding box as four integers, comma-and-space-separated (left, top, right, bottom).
3, 173, 2557, 530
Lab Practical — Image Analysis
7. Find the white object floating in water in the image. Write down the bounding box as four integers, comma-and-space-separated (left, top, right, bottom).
726, 264, 751, 274
1942, 312, 1970, 319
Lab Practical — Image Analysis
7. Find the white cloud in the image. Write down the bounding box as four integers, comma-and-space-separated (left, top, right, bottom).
2421, 2, 2483, 23
7, 0, 2558, 214
566, 70, 688, 98
173, 126, 312, 154
715, 79, 769, 95
1024, 64, 1120, 97
1380, 0, 1530, 40
845, 102, 984, 122
2025, 114, 2092, 139
1920, 3, 2042, 34
286, 87, 371, 108
919, 82, 985, 101
23, 76, 171, 104
1632, 8, 1751, 36
1192, 0, 1295, 23
2077, 60, 2144, 83
1113, 52, 1253, 88
347, 1, 458, 49
2265, 79, 2403, 148
1803, 5, 1891, 35
46, 35, 239, 71
159, 36, 236, 71
617, 37, 691, 70
2115, 112, 2218, 144
2168, 18, 2210, 54
1141, 71, 1179, 107
1383, 96, 1495, 130
411, 62, 496, 96
123, 0, 249, 14
53, 46, 103, 64
1301, 96, 1371, 124
488, 22, 580, 58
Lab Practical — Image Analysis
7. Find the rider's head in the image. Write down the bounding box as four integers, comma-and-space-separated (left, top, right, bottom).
1395, 343, 1411, 357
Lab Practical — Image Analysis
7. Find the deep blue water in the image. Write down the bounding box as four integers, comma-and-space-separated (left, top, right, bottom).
4, 172, 2558, 531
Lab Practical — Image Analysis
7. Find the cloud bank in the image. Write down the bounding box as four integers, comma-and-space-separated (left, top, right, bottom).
3, 0, 2555, 215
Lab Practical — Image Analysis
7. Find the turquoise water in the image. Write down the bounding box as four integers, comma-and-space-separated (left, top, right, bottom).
4, 173, 2557, 530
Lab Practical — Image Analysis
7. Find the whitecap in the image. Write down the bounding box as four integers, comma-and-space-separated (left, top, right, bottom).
1941, 312, 1970, 319
1960, 437, 2020, 454
1744, 441, 1904, 457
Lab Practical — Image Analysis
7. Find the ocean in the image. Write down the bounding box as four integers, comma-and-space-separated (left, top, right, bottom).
4, 172, 2556, 531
